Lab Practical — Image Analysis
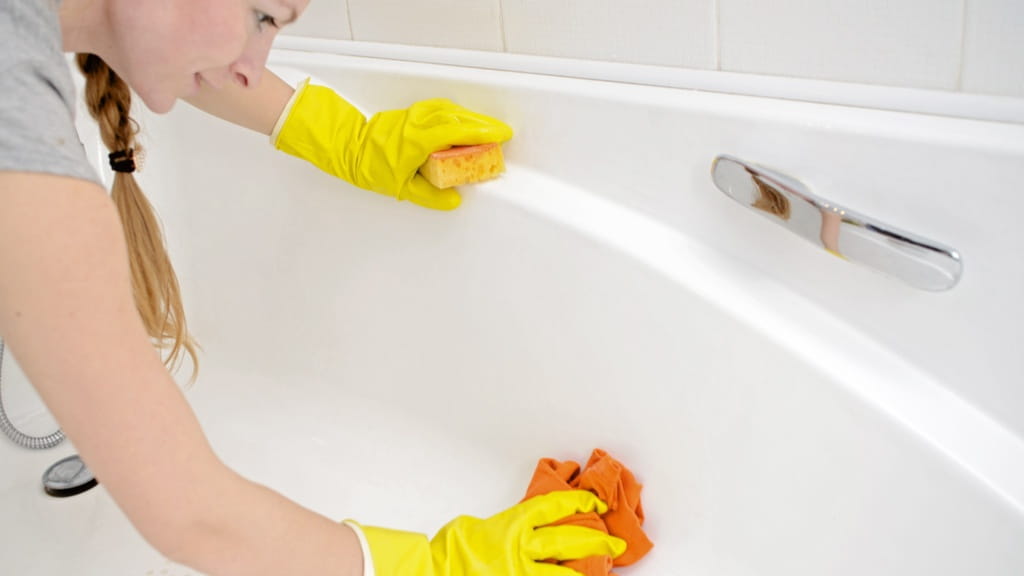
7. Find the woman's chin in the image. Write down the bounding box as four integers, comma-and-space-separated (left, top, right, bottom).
136, 88, 178, 115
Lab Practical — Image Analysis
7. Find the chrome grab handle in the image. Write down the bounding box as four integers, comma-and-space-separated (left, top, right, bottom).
710, 155, 962, 291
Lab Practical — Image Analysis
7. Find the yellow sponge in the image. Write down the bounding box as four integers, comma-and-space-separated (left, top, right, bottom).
418, 143, 505, 189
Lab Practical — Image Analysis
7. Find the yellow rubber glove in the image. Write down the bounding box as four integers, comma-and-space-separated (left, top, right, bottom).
345, 491, 627, 576
273, 79, 514, 210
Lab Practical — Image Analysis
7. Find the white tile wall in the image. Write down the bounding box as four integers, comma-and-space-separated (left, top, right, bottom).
962, 0, 1024, 97
502, 0, 716, 69
347, 0, 504, 51
719, 0, 965, 90
282, 0, 1024, 99
285, 0, 350, 40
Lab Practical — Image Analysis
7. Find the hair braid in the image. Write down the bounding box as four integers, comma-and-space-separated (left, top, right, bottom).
76, 53, 198, 381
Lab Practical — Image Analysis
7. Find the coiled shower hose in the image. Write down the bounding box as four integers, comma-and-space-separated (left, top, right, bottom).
0, 339, 65, 450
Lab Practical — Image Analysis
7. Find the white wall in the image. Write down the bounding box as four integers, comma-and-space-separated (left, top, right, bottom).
283, 0, 1024, 99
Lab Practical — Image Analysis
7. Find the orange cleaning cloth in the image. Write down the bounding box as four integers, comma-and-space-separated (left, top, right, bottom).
522, 449, 653, 576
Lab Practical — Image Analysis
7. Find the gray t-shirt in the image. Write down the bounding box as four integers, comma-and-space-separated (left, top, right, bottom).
0, 0, 100, 184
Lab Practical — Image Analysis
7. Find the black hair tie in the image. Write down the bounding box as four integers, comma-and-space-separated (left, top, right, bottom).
108, 149, 136, 173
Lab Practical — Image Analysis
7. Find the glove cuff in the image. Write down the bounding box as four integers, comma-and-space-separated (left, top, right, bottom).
342, 520, 377, 576
269, 77, 310, 146
344, 521, 435, 576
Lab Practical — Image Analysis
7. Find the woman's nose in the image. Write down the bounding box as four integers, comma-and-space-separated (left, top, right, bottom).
229, 61, 263, 88
229, 37, 274, 88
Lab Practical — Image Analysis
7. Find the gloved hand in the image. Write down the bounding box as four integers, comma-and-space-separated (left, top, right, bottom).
345, 490, 627, 576
273, 79, 513, 210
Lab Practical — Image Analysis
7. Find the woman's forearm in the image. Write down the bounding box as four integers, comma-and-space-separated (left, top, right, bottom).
185, 69, 295, 136
170, 470, 363, 576
0, 172, 362, 576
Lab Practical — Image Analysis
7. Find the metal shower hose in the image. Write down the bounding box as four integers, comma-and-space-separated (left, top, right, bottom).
0, 339, 65, 449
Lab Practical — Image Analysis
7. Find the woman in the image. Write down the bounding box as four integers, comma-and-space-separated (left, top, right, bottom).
0, 1, 627, 575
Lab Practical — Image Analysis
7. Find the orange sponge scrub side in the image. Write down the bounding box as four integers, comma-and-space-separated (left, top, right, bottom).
418, 143, 505, 189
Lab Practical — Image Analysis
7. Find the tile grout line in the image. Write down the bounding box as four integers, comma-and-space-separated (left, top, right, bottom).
714, 0, 722, 71
956, 0, 968, 92
498, 0, 509, 52
345, 0, 355, 41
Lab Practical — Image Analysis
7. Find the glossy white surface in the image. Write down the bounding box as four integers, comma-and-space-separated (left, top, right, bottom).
274, 38, 1024, 124
2, 50, 1024, 575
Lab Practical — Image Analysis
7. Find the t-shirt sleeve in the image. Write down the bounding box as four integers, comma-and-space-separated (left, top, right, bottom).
0, 0, 100, 185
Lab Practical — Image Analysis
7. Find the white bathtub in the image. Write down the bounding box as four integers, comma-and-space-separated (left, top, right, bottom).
2, 44, 1024, 575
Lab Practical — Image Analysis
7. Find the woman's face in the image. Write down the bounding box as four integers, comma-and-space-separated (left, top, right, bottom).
109, 0, 310, 113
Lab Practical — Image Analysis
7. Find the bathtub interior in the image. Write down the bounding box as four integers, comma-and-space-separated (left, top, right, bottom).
171, 51, 1024, 441
1, 49, 1023, 576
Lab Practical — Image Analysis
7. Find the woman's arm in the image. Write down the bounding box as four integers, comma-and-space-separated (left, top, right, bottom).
185, 69, 295, 135
0, 172, 361, 576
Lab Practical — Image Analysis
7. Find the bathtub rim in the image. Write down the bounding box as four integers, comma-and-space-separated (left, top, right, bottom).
274, 36, 1024, 125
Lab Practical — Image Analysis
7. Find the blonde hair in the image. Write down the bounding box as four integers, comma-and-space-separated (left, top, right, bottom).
75, 54, 199, 380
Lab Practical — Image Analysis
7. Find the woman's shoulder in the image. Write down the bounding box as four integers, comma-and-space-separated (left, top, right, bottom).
0, 0, 100, 184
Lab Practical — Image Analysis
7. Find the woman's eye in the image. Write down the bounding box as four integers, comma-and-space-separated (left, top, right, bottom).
255, 11, 279, 31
